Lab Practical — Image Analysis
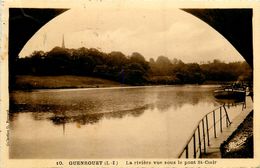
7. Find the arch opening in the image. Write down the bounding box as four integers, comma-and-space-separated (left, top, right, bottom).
9, 8, 253, 90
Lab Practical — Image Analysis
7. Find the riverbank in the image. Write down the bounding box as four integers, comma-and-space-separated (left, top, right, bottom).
14, 75, 126, 90
220, 110, 253, 158
13, 75, 230, 90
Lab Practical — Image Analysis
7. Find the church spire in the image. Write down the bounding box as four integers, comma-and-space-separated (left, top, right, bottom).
62, 34, 65, 48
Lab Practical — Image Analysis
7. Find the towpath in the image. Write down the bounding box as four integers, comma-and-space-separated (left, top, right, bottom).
201, 95, 253, 158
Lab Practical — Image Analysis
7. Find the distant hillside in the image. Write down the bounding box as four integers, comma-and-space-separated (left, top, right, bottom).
13, 47, 252, 89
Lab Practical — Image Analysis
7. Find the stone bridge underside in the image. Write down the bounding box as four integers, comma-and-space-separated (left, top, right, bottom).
8, 8, 253, 89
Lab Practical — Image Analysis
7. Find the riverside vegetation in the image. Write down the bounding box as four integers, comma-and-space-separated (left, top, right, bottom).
13, 47, 252, 90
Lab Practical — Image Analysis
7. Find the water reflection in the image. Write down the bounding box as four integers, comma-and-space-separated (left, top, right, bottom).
49, 105, 148, 126
155, 87, 211, 111
10, 85, 224, 158
10, 85, 219, 124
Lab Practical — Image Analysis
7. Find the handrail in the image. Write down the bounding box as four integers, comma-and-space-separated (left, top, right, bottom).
178, 101, 245, 158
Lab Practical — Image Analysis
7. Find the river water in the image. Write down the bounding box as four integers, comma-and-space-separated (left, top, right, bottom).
9, 85, 241, 158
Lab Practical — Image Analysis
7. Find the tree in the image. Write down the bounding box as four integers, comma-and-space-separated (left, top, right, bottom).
130, 52, 149, 71
15, 46, 252, 86
154, 56, 173, 75
120, 63, 147, 85
107, 51, 128, 68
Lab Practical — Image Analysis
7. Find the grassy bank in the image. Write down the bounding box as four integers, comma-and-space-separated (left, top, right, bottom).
13, 75, 233, 90
14, 75, 125, 90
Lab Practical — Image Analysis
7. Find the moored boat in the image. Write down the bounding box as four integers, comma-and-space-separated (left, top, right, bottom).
214, 86, 246, 100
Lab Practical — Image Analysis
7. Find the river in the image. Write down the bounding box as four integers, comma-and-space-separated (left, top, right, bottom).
9, 85, 242, 158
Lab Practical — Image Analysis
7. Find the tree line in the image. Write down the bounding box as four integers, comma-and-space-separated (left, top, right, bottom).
15, 46, 252, 85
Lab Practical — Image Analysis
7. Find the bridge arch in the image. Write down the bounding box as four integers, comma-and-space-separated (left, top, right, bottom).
8, 8, 253, 89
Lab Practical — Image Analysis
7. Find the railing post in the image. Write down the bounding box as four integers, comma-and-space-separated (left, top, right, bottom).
198, 124, 202, 158
244, 96, 247, 109
179, 104, 237, 159
225, 105, 228, 127
193, 134, 196, 158
223, 105, 231, 127
202, 118, 206, 154
213, 110, 217, 138
185, 145, 189, 158
220, 106, 222, 132
206, 115, 210, 146
242, 99, 246, 111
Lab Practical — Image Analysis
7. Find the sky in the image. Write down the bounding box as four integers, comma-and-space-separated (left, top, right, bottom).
19, 3, 245, 63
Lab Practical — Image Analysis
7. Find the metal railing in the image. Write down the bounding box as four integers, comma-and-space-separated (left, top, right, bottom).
178, 101, 246, 158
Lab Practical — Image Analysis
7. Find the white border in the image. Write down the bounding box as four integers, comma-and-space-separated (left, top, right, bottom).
1, 1, 260, 168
